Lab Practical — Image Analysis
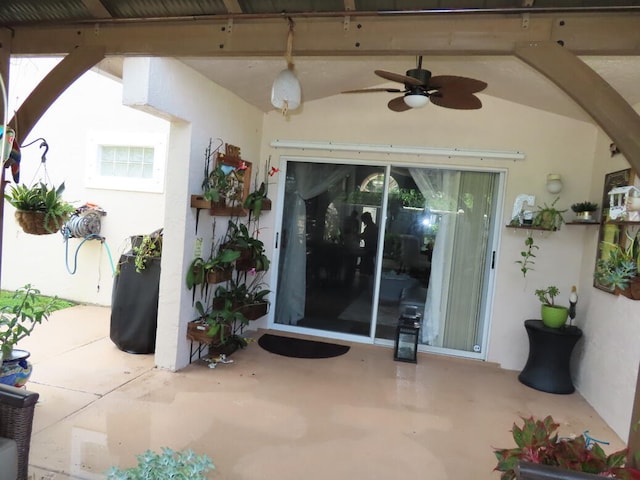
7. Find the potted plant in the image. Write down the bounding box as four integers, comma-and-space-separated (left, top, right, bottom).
187, 296, 251, 355
131, 229, 163, 273
0, 285, 58, 386
571, 201, 599, 222
186, 247, 240, 295
493, 415, 640, 480
212, 275, 270, 321
223, 220, 270, 272
535, 285, 569, 328
4, 181, 76, 234
594, 243, 640, 299
532, 197, 566, 231
243, 181, 271, 218
107, 447, 214, 479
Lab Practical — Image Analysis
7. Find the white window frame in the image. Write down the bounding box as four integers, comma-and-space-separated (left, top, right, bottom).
86, 130, 167, 193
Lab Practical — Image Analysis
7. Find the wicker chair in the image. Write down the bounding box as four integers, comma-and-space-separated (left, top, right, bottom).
0, 384, 39, 480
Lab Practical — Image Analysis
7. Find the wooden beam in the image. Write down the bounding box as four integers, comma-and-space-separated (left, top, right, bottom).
80, 0, 112, 18
222, 0, 242, 14
9, 45, 106, 141
7, 12, 640, 57
515, 41, 640, 173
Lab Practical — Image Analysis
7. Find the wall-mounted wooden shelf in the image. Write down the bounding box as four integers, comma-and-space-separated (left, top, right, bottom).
565, 221, 599, 225
505, 225, 554, 231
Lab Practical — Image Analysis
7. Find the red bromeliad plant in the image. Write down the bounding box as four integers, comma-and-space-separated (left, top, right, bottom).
493, 416, 640, 479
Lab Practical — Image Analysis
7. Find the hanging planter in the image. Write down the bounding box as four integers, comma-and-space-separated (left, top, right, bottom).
14, 210, 68, 235
5, 182, 75, 235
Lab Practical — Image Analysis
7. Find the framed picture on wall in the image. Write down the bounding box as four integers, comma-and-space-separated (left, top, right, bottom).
593, 168, 636, 293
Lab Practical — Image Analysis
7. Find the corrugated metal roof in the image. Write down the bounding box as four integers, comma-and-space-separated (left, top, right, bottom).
1, 0, 640, 25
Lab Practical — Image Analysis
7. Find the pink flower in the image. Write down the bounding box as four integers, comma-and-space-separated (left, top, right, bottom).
249, 268, 257, 276
239, 161, 248, 171
268, 166, 280, 177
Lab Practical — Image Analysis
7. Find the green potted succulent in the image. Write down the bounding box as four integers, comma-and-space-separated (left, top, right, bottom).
107, 447, 214, 480
535, 285, 569, 328
594, 243, 639, 298
493, 415, 640, 480
571, 201, 599, 222
4, 181, 76, 234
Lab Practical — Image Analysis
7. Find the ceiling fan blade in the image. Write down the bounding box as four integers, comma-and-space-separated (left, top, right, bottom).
375, 70, 424, 87
342, 87, 404, 94
430, 92, 483, 110
388, 96, 412, 112
429, 75, 488, 94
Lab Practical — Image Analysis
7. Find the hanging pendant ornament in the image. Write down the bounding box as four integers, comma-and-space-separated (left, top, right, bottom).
271, 17, 301, 115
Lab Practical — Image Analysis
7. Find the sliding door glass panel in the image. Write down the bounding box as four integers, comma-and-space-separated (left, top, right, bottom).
376, 167, 498, 355
275, 160, 383, 337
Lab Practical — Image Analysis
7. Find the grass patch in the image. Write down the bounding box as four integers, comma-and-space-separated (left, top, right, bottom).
0, 289, 76, 312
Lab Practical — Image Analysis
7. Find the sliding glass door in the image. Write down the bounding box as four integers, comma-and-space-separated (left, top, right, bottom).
273, 158, 499, 358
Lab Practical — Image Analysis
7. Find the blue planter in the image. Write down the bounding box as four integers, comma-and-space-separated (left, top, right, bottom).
0, 349, 32, 387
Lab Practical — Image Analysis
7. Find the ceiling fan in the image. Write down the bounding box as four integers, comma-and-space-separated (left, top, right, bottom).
343, 56, 488, 112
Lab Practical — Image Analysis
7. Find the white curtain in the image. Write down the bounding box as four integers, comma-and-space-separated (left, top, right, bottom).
410, 168, 496, 350
409, 168, 460, 346
275, 162, 353, 325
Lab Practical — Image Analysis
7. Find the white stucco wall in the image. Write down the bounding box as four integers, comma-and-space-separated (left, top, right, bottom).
261, 90, 597, 368
120, 57, 264, 370
2, 58, 169, 305
573, 105, 640, 441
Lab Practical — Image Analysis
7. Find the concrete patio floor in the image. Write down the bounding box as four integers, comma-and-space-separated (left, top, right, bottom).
16, 304, 625, 480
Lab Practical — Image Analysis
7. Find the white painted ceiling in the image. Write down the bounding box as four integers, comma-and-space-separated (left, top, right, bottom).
178, 54, 640, 122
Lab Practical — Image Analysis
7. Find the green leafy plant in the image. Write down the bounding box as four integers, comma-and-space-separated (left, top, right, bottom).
0, 284, 59, 359
186, 248, 240, 292
594, 244, 637, 291
5, 182, 76, 233
516, 235, 538, 277
243, 181, 268, 218
493, 416, 639, 480
106, 447, 214, 480
532, 197, 566, 231
535, 285, 560, 306
132, 230, 163, 273
223, 220, 270, 272
571, 201, 599, 213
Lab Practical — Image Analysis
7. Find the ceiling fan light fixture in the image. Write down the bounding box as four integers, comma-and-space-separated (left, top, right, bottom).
403, 94, 429, 109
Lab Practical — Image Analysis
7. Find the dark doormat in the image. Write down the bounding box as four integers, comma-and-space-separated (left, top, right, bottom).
258, 333, 350, 359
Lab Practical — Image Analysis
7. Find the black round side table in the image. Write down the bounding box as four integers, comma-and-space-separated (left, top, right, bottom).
518, 319, 583, 394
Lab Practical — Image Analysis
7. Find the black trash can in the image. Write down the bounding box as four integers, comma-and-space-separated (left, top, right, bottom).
110, 253, 160, 354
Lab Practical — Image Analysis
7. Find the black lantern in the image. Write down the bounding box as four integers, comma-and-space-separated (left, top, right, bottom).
394, 306, 421, 363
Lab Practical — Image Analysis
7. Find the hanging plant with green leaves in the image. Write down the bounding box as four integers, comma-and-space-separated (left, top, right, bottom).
516, 235, 538, 277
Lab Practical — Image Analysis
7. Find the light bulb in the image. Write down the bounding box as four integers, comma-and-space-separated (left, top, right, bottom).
403, 94, 429, 108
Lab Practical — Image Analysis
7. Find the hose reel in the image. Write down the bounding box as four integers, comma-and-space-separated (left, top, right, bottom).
61, 204, 106, 239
